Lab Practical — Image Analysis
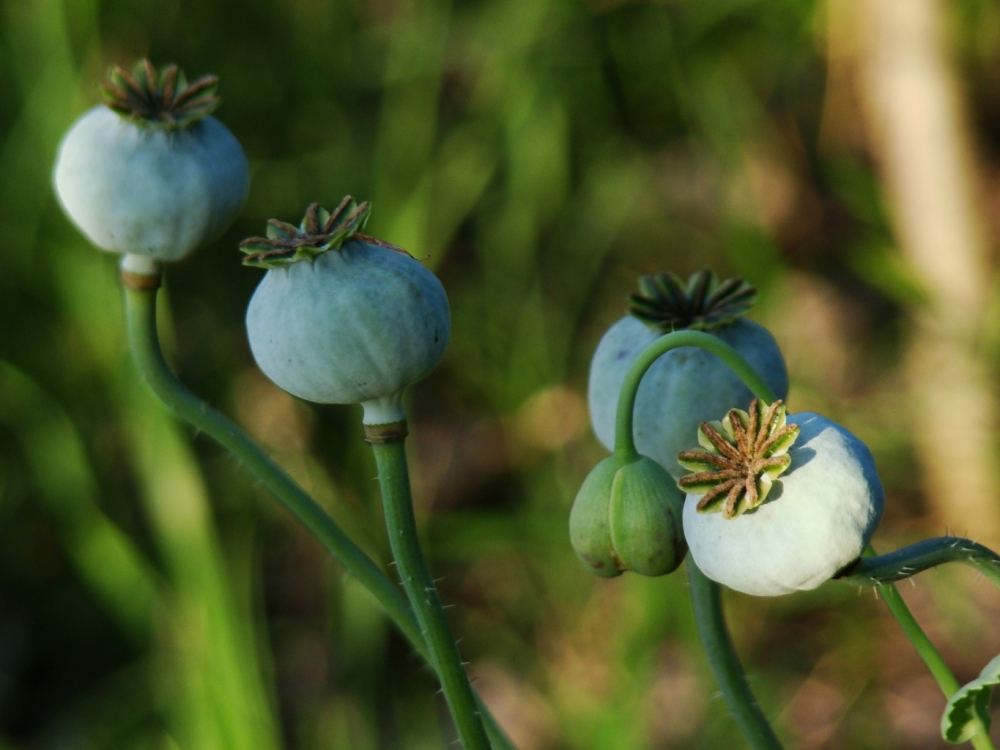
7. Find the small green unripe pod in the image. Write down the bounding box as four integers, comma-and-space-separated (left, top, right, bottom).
609, 457, 687, 576
570, 455, 628, 577
589, 271, 788, 479
569, 453, 687, 578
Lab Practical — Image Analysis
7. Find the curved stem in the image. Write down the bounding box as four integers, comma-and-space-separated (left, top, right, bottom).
123, 283, 514, 750
688, 561, 784, 750
618, 331, 782, 747
613, 330, 995, 748
838, 537, 1000, 591
861, 548, 995, 750
613, 330, 778, 458
370, 438, 491, 750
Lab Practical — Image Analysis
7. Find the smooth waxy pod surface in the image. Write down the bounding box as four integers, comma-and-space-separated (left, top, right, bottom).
243, 199, 450, 425
570, 453, 687, 578
53, 60, 248, 261
681, 410, 884, 596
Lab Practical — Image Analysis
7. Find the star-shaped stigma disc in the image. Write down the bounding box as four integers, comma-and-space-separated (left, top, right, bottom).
628, 269, 757, 333
677, 399, 800, 520
240, 196, 413, 269
101, 59, 220, 129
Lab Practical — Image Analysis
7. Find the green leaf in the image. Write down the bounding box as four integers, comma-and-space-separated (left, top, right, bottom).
941, 653, 1000, 743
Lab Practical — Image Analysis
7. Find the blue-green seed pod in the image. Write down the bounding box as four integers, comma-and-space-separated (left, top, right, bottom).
589, 271, 788, 479
243, 199, 450, 426
53, 60, 249, 261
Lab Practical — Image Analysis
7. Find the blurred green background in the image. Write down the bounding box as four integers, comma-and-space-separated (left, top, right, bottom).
1, 0, 1000, 747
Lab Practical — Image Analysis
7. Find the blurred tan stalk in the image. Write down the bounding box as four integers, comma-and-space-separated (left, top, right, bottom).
844, 0, 1000, 544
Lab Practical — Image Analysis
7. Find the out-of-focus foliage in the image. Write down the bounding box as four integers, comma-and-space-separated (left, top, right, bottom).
0, 0, 999, 747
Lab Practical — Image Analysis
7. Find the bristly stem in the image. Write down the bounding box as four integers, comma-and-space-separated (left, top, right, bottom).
369, 436, 491, 750
838, 537, 1000, 591
688, 561, 784, 750
863, 549, 995, 750
615, 331, 1000, 750
617, 329, 998, 749
849, 540, 1000, 748
123, 280, 514, 750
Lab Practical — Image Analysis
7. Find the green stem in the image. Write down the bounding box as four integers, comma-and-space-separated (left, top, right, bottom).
688, 561, 784, 750
614, 330, 995, 749
613, 330, 778, 458
839, 537, 1000, 591
616, 330, 782, 748
369, 438, 490, 750
123, 283, 514, 750
861, 548, 995, 750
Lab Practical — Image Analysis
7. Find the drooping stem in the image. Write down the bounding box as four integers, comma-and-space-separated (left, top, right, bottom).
614, 328, 996, 749
613, 330, 778, 458
688, 561, 784, 750
838, 537, 1000, 591
864, 549, 995, 750
122, 276, 514, 750
369, 435, 491, 750
615, 331, 782, 747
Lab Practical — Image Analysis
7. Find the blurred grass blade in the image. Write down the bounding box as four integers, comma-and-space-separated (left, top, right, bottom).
123, 378, 281, 750
0, 361, 159, 641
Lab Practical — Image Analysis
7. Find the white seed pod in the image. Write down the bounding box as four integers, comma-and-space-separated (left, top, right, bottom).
244, 200, 450, 425
53, 61, 248, 261
589, 314, 788, 478
682, 412, 884, 597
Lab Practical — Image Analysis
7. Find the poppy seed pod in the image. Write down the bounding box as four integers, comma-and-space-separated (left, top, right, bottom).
679, 404, 884, 597
53, 60, 249, 261
588, 271, 788, 479
570, 453, 687, 578
243, 198, 450, 425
